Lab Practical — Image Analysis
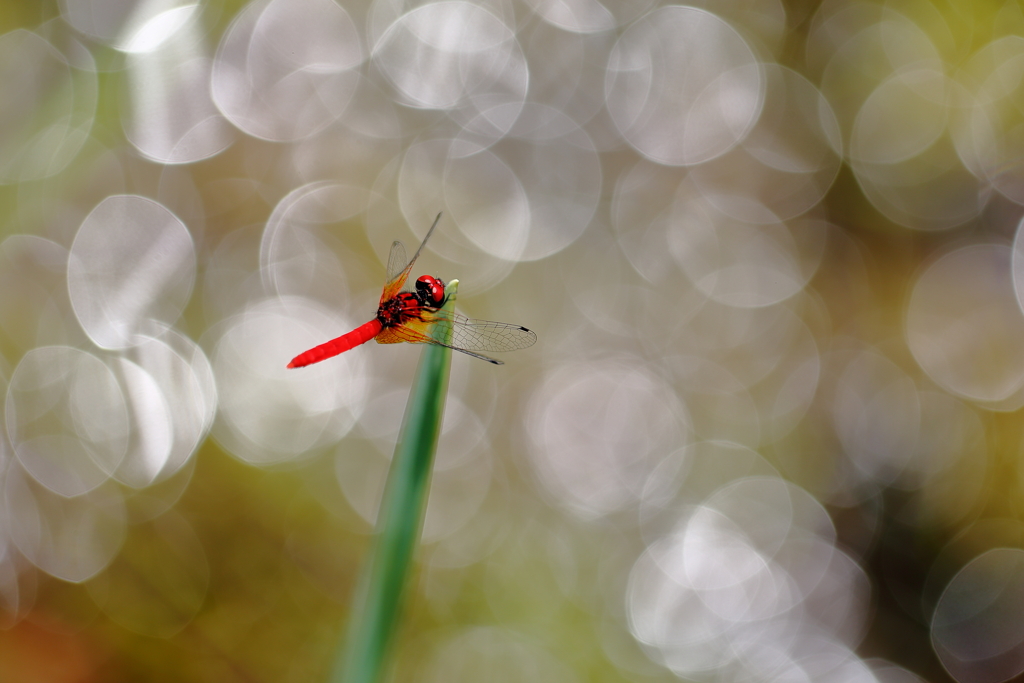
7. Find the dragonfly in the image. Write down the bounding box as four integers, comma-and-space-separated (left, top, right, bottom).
287, 213, 536, 368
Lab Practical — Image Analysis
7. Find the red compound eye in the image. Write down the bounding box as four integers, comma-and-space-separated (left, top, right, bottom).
415, 275, 446, 305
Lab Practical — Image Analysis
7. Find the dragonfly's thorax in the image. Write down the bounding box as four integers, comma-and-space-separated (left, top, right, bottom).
378, 291, 437, 328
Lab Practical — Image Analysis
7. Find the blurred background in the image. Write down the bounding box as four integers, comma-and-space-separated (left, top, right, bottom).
2, 0, 1024, 681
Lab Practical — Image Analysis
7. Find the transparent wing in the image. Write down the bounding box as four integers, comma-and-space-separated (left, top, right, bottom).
385, 239, 407, 285
375, 325, 416, 345
439, 311, 538, 353
375, 321, 499, 365
382, 311, 535, 352
381, 212, 443, 303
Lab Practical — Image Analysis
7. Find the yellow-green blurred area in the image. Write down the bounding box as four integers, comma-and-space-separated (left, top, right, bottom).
5, 0, 1024, 681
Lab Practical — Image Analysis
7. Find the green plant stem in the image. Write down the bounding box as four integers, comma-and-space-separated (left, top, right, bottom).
332, 281, 458, 683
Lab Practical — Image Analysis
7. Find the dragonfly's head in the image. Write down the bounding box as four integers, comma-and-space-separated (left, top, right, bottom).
415, 275, 446, 307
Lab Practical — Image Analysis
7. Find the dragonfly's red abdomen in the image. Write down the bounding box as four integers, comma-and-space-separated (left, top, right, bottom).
286, 319, 383, 368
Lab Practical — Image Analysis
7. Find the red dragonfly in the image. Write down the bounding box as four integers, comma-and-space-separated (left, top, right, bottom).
287, 213, 536, 368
